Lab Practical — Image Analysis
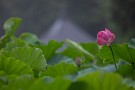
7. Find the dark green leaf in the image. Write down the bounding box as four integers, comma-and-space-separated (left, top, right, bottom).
129, 47, 135, 63
68, 81, 89, 90
98, 45, 114, 60
98, 44, 134, 62
119, 64, 132, 77
0, 35, 10, 50
113, 44, 132, 63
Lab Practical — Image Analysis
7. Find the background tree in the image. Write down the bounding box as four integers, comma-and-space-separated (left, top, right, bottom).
102, 0, 135, 42
0, 0, 135, 42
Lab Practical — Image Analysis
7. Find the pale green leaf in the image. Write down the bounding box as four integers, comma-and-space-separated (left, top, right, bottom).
36, 40, 63, 61
5, 37, 28, 51
0, 57, 33, 75
2, 75, 34, 90
19, 33, 38, 44
40, 62, 78, 77
3, 17, 22, 36
61, 40, 95, 61
80, 42, 99, 55
77, 71, 130, 90
12, 47, 47, 71
66, 39, 95, 59
29, 77, 71, 90
47, 54, 74, 65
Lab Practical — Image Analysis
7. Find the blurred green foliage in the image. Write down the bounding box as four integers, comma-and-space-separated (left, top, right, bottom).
0, 17, 135, 90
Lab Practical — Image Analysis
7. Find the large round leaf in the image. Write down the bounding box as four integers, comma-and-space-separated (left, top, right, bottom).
77, 71, 130, 90
0, 57, 33, 75
12, 47, 47, 71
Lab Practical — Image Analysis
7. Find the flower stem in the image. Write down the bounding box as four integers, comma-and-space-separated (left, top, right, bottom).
109, 46, 118, 71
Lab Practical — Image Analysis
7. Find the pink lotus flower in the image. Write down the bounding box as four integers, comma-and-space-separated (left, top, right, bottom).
97, 28, 115, 46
